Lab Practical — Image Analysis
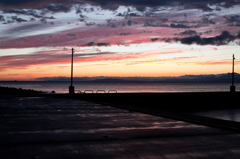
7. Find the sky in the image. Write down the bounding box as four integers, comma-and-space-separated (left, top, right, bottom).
0, 0, 240, 81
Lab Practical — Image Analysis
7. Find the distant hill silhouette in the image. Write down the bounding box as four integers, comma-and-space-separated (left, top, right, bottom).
36, 73, 240, 83
92, 78, 126, 82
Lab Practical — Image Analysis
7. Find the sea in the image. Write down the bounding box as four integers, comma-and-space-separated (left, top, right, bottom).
1, 81, 240, 122
1, 81, 240, 93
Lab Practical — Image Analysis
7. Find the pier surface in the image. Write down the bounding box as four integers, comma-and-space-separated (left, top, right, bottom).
1, 95, 240, 159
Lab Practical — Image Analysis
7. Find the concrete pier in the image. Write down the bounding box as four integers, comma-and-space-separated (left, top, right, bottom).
1, 96, 240, 159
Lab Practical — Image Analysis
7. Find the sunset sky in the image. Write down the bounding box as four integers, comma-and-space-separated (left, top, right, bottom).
0, 0, 240, 81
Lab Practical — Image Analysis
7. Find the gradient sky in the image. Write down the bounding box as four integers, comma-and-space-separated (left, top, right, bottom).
0, 0, 240, 80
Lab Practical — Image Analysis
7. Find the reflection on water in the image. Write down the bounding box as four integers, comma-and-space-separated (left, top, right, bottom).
193, 109, 240, 122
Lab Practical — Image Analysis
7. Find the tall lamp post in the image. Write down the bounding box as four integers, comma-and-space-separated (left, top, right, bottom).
69, 48, 75, 94
230, 54, 235, 93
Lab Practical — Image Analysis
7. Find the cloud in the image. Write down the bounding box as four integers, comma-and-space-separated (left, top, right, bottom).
224, 15, 240, 23
89, 0, 240, 12
118, 33, 132, 36
1, 0, 240, 12
178, 30, 198, 36
86, 22, 96, 26
83, 42, 111, 47
0, 45, 174, 71
3, 9, 42, 18
66, 33, 76, 37
151, 38, 159, 42
0, 0, 35, 6
44, 4, 71, 12
224, 15, 240, 27
11, 16, 27, 22
170, 23, 191, 28
170, 23, 200, 28
0, 51, 114, 71
167, 31, 240, 45
144, 21, 169, 27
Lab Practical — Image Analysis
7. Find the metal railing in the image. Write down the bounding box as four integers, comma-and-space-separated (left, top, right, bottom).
96, 90, 106, 93
108, 90, 117, 93
84, 90, 94, 93
75, 89, 117, 94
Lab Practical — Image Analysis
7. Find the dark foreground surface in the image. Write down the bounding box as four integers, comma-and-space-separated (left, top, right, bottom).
1, 96, 240, 159
74, 92, 240, 111
1, 86, 239, 111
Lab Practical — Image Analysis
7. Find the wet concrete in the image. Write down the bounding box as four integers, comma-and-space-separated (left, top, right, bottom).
1, 96, 240, 159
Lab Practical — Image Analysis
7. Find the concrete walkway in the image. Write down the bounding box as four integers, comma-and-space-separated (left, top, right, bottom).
1, 96, 240, 159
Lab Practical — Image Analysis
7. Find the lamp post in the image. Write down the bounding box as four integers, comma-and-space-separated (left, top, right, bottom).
69, 48, 75, 94
230, 54, 235, 93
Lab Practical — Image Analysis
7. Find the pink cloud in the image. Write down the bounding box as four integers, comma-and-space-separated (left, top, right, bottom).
0, 21, 188, 49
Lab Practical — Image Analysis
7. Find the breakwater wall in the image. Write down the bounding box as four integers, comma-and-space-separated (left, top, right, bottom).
74, 92, 240, 111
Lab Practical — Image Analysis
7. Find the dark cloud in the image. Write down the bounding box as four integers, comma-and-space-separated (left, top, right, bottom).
96, 0, 239, 7
169, 31, 240, 45
170, 23, 200, 28
1, 0, 240, 11
201, 17, 215, 24
170, 23, 191, 28
143, 21, 199, 28
224, 15, 240, 23
125, 20, 137, 26
204, 30, 213, 34
151, 38, 159, 42
83, 42, 111, 47
108, 22, 117, 28
160, 19, 168, 23
3, 9, 57, 21
183, 2, 213, 11
115, 42, 129, 46
128, 13, 140, 16
40, 18, 47, 23
4, 9, 33, 15
0, 0, 36, 6
178, 30, 198, 36
106, 19, 117, 28
0, 0, 72, 12
66, 33, 76, 37
117, 13, 123, 16
127, 20, 132, 26
11, 16, 27, 22
3, 16, 28, 23
92, 0, 240, 11
99, 2, 119, 10
0, 15, 5, 21
44, 4, 71, 12
84, 42, 95, 46
144, 21, 169, 27
119, 33, 132, 36
86, 22, 95, 26
224, 15, 240, 27
136, 6, 146, 12
228, 24, 240, 27
96, 43, 111, 46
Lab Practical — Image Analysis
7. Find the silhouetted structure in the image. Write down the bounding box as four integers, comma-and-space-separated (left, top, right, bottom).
230, 54, 236, 93
69, 48, 75, 94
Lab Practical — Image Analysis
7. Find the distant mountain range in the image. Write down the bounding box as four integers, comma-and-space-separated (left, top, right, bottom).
36, 73, 240, 83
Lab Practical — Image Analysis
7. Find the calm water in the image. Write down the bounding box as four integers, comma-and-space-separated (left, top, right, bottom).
0, 81, 239, 93
1, 81, 240, 122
